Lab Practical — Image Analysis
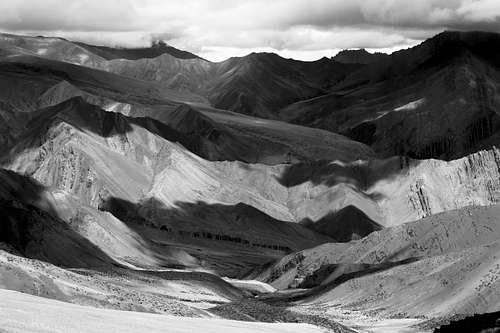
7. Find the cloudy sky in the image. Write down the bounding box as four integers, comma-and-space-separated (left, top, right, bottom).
1, 0, 500, 61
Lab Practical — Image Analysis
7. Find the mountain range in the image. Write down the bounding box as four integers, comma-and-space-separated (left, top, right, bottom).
1, 30, 500, 332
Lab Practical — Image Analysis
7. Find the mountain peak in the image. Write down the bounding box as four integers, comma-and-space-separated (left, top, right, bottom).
74, 40, 203, 61
333, 48, 388, 64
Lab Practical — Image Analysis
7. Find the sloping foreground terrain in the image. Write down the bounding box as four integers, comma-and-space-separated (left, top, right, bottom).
0, 289, 329, 333
0, 247, 240, 316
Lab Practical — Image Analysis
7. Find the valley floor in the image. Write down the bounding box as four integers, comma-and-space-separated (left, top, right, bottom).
0, 288, 326, 333
290, 304, 427, 333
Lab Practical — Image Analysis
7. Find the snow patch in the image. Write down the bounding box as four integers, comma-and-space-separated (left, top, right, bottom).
222, 277, 277, 293
78, 54, 89, 63
394, 98, 426, 111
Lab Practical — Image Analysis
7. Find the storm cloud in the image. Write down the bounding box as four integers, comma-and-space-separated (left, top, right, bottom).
1, 0, 500, 61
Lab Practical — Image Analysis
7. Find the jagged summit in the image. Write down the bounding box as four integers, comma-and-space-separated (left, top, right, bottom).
333, 48, 388, 64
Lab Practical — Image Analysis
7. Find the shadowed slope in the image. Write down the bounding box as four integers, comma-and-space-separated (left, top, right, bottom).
0, 169, 117, 268
303, 205, 382, 242
99, 197, 332, 254
283, 31, 500, 160
434, 311, 500, 333
204, 53, 359, 118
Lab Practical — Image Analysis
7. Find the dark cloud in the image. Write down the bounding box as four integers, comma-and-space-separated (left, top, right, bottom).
0, 0, 140, 32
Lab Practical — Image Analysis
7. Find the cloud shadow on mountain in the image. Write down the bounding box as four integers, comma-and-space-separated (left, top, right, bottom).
0, 168, 119, 269
275, 156, 419, 192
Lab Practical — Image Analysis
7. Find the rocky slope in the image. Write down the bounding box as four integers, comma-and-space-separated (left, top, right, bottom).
298, 240, 500, 319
